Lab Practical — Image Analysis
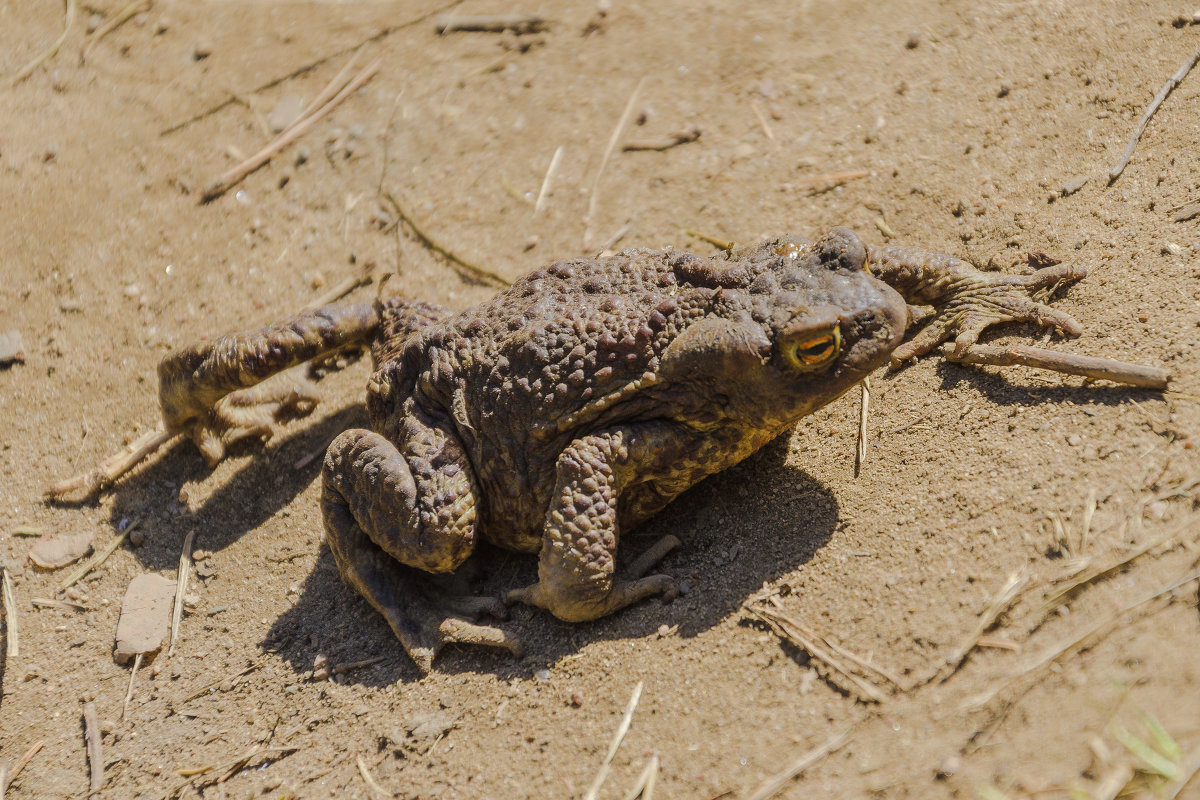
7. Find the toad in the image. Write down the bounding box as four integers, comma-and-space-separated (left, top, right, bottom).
51, 228, 1085, 672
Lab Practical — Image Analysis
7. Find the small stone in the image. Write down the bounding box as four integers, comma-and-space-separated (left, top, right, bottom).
1144, 500, 1168, 520
535, 669, 551, 681
997, 83, 1012, 98
312, 654, 331, 681
192, 42, 212, 61
114, 574, 177, 664
1066, 433, 1082, 446
1061, 175, 1089, 196
128, 527, 145, 548
570, 691, 584, 707
935, 754, 961, 779
905, 30, 921, 49
0, 330, 25, 365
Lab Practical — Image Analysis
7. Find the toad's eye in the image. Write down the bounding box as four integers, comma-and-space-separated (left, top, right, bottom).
782, 327, 840, 370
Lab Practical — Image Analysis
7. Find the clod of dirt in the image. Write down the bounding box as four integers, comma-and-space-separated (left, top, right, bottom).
28, 530, 93, 569
407, 710, 459, 743
0, 330, 25, 365
114, 574, 177, 665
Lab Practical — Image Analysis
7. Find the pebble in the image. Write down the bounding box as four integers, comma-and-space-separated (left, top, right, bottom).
128, 527, 145, 547
535, 669, 551, 681
0, 330, 24, 365
1066, 433, 1082, 446
312, 654, 331, 681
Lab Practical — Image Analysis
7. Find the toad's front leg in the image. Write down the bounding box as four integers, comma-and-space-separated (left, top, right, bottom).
864, 244, 1087, 367
506, 426, 681, 623
321, 413, 520, 674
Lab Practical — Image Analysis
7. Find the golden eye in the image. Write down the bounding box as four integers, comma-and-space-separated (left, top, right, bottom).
784, 327, 840, 369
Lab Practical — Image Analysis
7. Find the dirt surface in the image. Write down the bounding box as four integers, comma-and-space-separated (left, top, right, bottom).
3, 1, 1200, 798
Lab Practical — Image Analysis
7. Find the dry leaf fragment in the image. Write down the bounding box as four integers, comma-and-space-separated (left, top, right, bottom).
28, 530, 94, 569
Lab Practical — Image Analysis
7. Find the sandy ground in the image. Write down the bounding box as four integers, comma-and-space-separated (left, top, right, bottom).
2, 1, 1200, 798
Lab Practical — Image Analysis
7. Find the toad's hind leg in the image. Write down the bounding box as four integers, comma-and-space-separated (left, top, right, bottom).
48, 301, 383, 500
321, 425, 521, 673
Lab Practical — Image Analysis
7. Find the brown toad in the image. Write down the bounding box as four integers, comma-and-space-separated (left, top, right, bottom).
51, 228, 1085, 672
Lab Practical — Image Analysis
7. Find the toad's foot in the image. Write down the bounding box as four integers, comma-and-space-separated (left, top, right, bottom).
189, 365, 321, 466
331, 539, 522, 674
865, 245, 1087, 368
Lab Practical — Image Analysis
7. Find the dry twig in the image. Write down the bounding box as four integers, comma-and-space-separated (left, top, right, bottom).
939, 569, 1029, 680
585, 77, 646, 245
357, 755, 393, 799
749, 604, 898, 702
793, 170, 870, 185
2, 740, 43, 797
854, 378, 870, 478
621, 755, 659, 800
534, 145, 564, 215
83, 701, 103, 793
1041, 516, 1194, 617
944, 343, 1170, 389
11, 0, 76, 86
183, 659, 265, 702
79, 0, 149, 64
435, 13, 546, 34
583, 681, 644, 800
201, 56, 382, 202
742, 730, 851, 800
1109, 46, 1200, 184
169, 530, 196, 656
160, 0, 462, 136
305, 263, 375, 310
122, 652, 143, 719
2, 567, 16, 659
684, 229, 735, 253
381, 192, 509, 286
60, 528, 132, 592
622, 126, 702, 152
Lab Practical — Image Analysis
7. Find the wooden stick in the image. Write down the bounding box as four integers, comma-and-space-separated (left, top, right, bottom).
585, 77, 645, 245
2, 567, 17, 659
47, 427, 177, 501
622, 126, 702, 152
435, 13, 546, 34
83, 701, 103, 792
534, 145, 564, 215
583, 681, 644, 800
79, 0, 150, 64
943, 343, 1170, 389
1109, 45, 1200, 184
853, 378, 869, 478
11, 0, 76, 86
169, 530, 196, 656
202, 57, 382, 202
742, 730, 851, 800
381, 192, 509, 286
60, 529, 131, 592
0, 764, 6, 800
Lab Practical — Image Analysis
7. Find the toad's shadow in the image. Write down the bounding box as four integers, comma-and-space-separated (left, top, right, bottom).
102, 407, 835, 685
105, 405, 371, 572
263, 432, 840, 686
